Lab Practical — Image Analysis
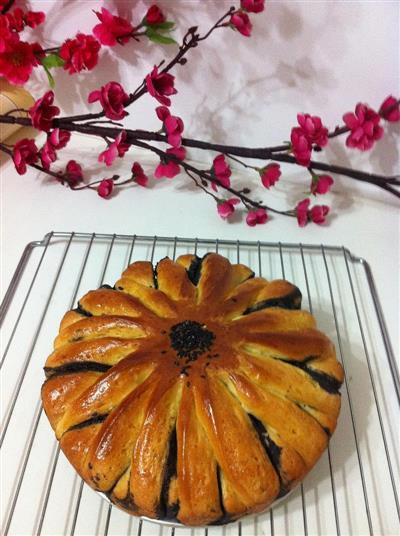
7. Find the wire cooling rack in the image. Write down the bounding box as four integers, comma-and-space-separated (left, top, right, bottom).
1, 232, 399, 536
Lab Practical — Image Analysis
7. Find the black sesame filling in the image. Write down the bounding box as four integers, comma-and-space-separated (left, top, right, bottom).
159, 427, 179, 519
243, 287, 302, 315
169, 320, 215, 363
44, 361, 111, 379
68, 413, 108, 432
277, 357, 342, 394
73, 303, 93, 317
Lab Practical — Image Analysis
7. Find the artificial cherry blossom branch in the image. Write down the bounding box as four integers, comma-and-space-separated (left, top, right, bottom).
1, 112, 398, 199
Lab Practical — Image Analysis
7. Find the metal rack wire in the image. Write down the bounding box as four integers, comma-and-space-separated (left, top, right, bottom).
1, 232, 399, 536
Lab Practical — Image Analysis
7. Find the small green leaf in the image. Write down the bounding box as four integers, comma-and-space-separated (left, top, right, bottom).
41, 53, 65, 69
42, 64, 55, 88
145, 27, 177, 45
143, 19, 175, 31
150, 21, 175, 32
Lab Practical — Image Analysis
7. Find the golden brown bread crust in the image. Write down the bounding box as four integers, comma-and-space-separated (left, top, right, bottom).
41, 253, 344, 526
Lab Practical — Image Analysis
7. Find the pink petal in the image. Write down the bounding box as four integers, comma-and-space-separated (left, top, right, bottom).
88, 90, 101, 103
156, 106, 170, 121
343, 112, 358, 129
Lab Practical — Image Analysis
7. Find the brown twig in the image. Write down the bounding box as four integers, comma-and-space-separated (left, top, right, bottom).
128, 138, 295, 216
41, 47, 60, 54
184, 169, 219, 202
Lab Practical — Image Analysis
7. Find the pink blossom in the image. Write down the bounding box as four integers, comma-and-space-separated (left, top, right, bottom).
311, 174, 334, 195
230, 12, 252, 37
132, 162, 148, 186
49, 129, 71, 150
6, 8, 24, 32
39, 129, 71, 170
145, 65, 177, 106
156, 106, 170, 121
88, 81, 129, 120
6, 8, 44, 31
145, 5, 166, 25
0, 39, 43, 85
5, 8, 44, 31
211, 154, 231, 191
310, 204, 329, 224
291, 127, 312, 166
12, 138, 39, 175
165, 115, 184, 147
246, 208, 268, 226
40, 140, 57, 170
295, 198, 330, 226
297, 113, 329, 147
25, 11, 46, 28
260, 163, 281, 188
166, 146, 186, 160
29, 90, 60, 132
65, 160, 83, 186
241, 0, 265, 13
60, 34, 100, 74
217, 198, 240, 220
343, 103, 384, 151
97, 178, 114, 198
155, 106, 184, 147
379, 96, 400, 122
154, 160, 180, 179
296, 198, 310, 227
98, 131, 130, 166
154, 147, 185, 178
93, 8, 133, 46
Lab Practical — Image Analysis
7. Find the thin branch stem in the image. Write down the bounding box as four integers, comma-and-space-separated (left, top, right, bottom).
185, 169, 219, 202
84, 120, 125, 127
226, 153, 258, 170
41, 47, 60, 54
197, 6, 235, 41
128, 138, 294, 216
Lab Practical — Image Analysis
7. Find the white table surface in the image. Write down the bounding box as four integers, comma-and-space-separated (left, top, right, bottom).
1, 0, 399, 356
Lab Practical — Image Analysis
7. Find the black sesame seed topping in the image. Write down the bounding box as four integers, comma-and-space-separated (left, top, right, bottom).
169, 320, 215, 363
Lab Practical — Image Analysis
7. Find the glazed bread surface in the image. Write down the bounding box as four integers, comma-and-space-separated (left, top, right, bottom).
42, 253, 344, 526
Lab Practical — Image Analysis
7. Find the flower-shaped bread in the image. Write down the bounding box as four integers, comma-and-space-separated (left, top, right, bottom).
42, 253, 344, 526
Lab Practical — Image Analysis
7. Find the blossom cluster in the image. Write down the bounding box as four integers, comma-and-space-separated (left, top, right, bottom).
0, 3, 173, 85
0, 4, 45, 85
290, 96, 398, 169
